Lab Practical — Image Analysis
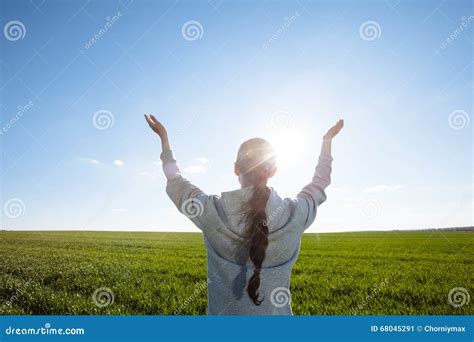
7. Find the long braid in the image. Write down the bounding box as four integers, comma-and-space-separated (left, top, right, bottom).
243, 182, 271, 305
236, 138, 276, 305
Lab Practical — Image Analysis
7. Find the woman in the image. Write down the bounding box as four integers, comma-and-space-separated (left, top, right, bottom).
144, 114, 344, 315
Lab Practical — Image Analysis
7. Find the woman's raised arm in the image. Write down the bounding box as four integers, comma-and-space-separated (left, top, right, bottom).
144, 114, 180, 180
320, 119, 344, 157
294, 119, 344, 229
144, 114, 171, 153
144, 114, 211, 230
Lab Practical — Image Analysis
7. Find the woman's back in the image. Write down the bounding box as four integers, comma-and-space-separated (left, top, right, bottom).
164, 154, 333, 314
144, 114, 343, 315
167, 184, 309, 314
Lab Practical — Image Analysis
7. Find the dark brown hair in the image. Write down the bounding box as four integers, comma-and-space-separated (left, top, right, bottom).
236, 138, 276, 305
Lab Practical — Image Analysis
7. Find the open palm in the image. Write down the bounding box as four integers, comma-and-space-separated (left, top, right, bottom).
324, 119, 344, 140
144, 114, 167, 138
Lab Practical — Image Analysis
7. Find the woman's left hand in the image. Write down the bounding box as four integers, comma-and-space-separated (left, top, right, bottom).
145, 114, 167, 139
145, 114, 171, 151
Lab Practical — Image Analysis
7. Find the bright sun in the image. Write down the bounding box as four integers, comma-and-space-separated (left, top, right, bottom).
266, 128, 308, 167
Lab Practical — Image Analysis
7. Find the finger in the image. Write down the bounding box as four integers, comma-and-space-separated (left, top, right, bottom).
144, 115, 153, 125
335, 120, 344, 134
150, 114, 160, 124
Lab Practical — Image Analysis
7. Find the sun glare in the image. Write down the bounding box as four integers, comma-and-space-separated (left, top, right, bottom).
266, 128, 308, 167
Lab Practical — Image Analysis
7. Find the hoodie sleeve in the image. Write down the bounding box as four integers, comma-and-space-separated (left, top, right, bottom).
161, 149, 212, 231
294, 153, 333, 230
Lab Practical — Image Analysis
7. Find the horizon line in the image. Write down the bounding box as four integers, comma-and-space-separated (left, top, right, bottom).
1, 226, 473, 234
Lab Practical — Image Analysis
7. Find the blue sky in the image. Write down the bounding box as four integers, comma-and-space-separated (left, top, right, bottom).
0, 0, 472, 232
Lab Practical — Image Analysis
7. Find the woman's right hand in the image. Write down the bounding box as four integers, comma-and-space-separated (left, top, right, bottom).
323, 119, 344, 141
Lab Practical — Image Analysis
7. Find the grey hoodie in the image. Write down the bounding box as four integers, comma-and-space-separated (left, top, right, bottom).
161, 149, 332, 315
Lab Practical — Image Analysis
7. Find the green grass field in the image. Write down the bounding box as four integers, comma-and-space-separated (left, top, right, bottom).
0, 230, 472, 315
